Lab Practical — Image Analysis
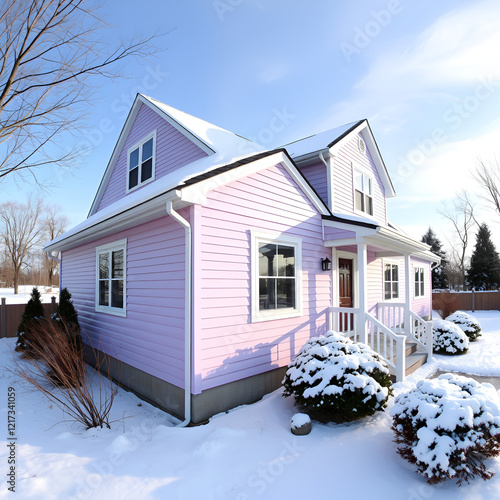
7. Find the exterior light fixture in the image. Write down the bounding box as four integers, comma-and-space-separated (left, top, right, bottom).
321, 257, 331, 271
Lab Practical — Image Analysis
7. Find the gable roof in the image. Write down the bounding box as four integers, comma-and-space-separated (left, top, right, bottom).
88, 93, 263, 217
282, 120, 362, 158
281, 119, 396, 198
44, 149, 331, 252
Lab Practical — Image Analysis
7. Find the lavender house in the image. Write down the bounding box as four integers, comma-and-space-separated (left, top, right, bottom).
45, 94, 439, 424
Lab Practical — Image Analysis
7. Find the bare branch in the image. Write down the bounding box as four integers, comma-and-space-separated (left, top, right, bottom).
0, 0, 163, 184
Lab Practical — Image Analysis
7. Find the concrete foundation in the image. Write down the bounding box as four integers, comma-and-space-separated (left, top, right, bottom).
84, 345, 287, 424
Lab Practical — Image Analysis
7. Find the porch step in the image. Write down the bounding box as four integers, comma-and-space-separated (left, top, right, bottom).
390, 350, 428, 382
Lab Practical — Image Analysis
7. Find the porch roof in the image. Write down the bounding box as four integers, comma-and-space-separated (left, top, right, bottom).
322, 217, 440, 263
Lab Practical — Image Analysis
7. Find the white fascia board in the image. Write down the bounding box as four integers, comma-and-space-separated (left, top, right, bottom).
45, 190, 181, 253
88, 98, 143, 216
88, 94, 215, 218
180, 151, 330, 216
324, 237, 360, 248
328, 120, 396, 199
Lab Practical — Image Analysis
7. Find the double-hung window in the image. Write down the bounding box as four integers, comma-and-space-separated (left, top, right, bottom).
127, 131, 156, 191
354, 170, 373, 216
414, 267, 425, 297
384, 263, 399, 300
252, 232, 302, 322
96, 239, 127, 316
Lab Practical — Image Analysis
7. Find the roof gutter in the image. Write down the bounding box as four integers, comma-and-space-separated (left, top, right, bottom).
166, 201, 192, 427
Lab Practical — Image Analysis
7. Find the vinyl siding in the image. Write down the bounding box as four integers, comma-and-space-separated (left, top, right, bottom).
332, 133, 387, 224
410, 258, 432, 318
193, 163, 331, 392
60, 212, 188, 388
299, 161, 328, 204
97, 104, 207, 211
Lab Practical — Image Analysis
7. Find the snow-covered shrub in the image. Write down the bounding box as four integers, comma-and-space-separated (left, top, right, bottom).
433, 320, 469, 355
282, 331, 393, 423
391, 373, 500, 485
445, 311, 481, 341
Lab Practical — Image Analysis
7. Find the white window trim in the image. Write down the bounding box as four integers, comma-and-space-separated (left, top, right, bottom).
414, 265, 425, 298
251, 230, 303, 323
95, 239, 127, 317
352, 166, 375, 218
126, 130, 157, 193
383, 259, 400, 302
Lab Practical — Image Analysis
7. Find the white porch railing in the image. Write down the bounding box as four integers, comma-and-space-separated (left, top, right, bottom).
327, 305, 433, 382
327, 306, 407, 381
408, 310, 433, 359
327, 306, 361, 337
365, 312, 406, 382
378, 302, 405, 334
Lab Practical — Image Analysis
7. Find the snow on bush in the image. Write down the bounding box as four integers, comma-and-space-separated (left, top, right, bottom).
433, 320, 469, 355
282, 331, 393, 423
391, 373, 500, 485
446, 311, 482, 341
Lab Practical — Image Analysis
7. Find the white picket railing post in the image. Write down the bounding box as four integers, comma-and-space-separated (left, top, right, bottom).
396, 337, 406, 382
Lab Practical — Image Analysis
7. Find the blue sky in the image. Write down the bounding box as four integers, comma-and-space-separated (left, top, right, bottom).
2, 0, 500, 251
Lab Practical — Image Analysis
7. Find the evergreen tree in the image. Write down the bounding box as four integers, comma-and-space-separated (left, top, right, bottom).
54, 288, 82, 352
15, 287, 45, 352
466, 223, 500, 290
55, 288, 80, 329
421, 228, 448, 289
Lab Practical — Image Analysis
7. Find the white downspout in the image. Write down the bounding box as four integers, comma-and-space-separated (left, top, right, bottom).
166, 201, 192, 427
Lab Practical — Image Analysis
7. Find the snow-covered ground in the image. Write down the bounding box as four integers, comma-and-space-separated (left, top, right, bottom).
1, 311, 500, 499
0, 285, 59, 305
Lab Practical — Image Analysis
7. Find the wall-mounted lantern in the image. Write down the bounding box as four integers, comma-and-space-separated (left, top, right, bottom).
321, 257, 331, 271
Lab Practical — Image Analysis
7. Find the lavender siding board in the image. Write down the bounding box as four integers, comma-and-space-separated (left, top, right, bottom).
60, 212, 188, 388
195, 163, 331, 392
366, 251, 380, 316
332, 133, 386, 223
97, 104, 207, 212
299, 161, 328, 204
410, 258, 432, 318
324, 226, 356, 241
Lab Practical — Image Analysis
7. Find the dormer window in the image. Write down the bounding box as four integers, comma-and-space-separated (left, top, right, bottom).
127, 131, 156, 191
354, 170, 373, 216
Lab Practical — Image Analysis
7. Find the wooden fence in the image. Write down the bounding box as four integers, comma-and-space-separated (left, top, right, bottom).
0, 297, 58, 338
432, 290, 500, 311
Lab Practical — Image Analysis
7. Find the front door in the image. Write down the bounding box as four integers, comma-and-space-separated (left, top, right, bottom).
339, 258, 353, 332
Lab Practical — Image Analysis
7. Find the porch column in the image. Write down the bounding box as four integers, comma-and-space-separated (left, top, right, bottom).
404, 253, 411, 336
357, 241, 368, 344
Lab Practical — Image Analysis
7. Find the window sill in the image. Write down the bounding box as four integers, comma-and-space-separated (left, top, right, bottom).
251, 309, 302, 323
95, 306, 127, 318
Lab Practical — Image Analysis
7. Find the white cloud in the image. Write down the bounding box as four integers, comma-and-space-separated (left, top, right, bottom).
356, 0, 500, 91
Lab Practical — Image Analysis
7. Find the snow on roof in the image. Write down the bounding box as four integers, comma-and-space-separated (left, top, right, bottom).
46, 147, 273, 250
141, 94, 261, 157
282, 120, 363, 158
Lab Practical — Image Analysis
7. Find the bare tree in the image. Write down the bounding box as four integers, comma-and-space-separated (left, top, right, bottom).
41, 204, 68, 285
0, 198, 45, 293
475, 158, 500, 216
440, 191, 478, 289
0, 0, 159, 182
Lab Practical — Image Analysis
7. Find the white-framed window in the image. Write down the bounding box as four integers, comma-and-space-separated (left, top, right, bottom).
251, 231, 302, 322
384, 262, 399, 300
414, 266, 425, 297
95, 239, 127, 317
354, 170, 373, 216
127, 131, 156, 191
